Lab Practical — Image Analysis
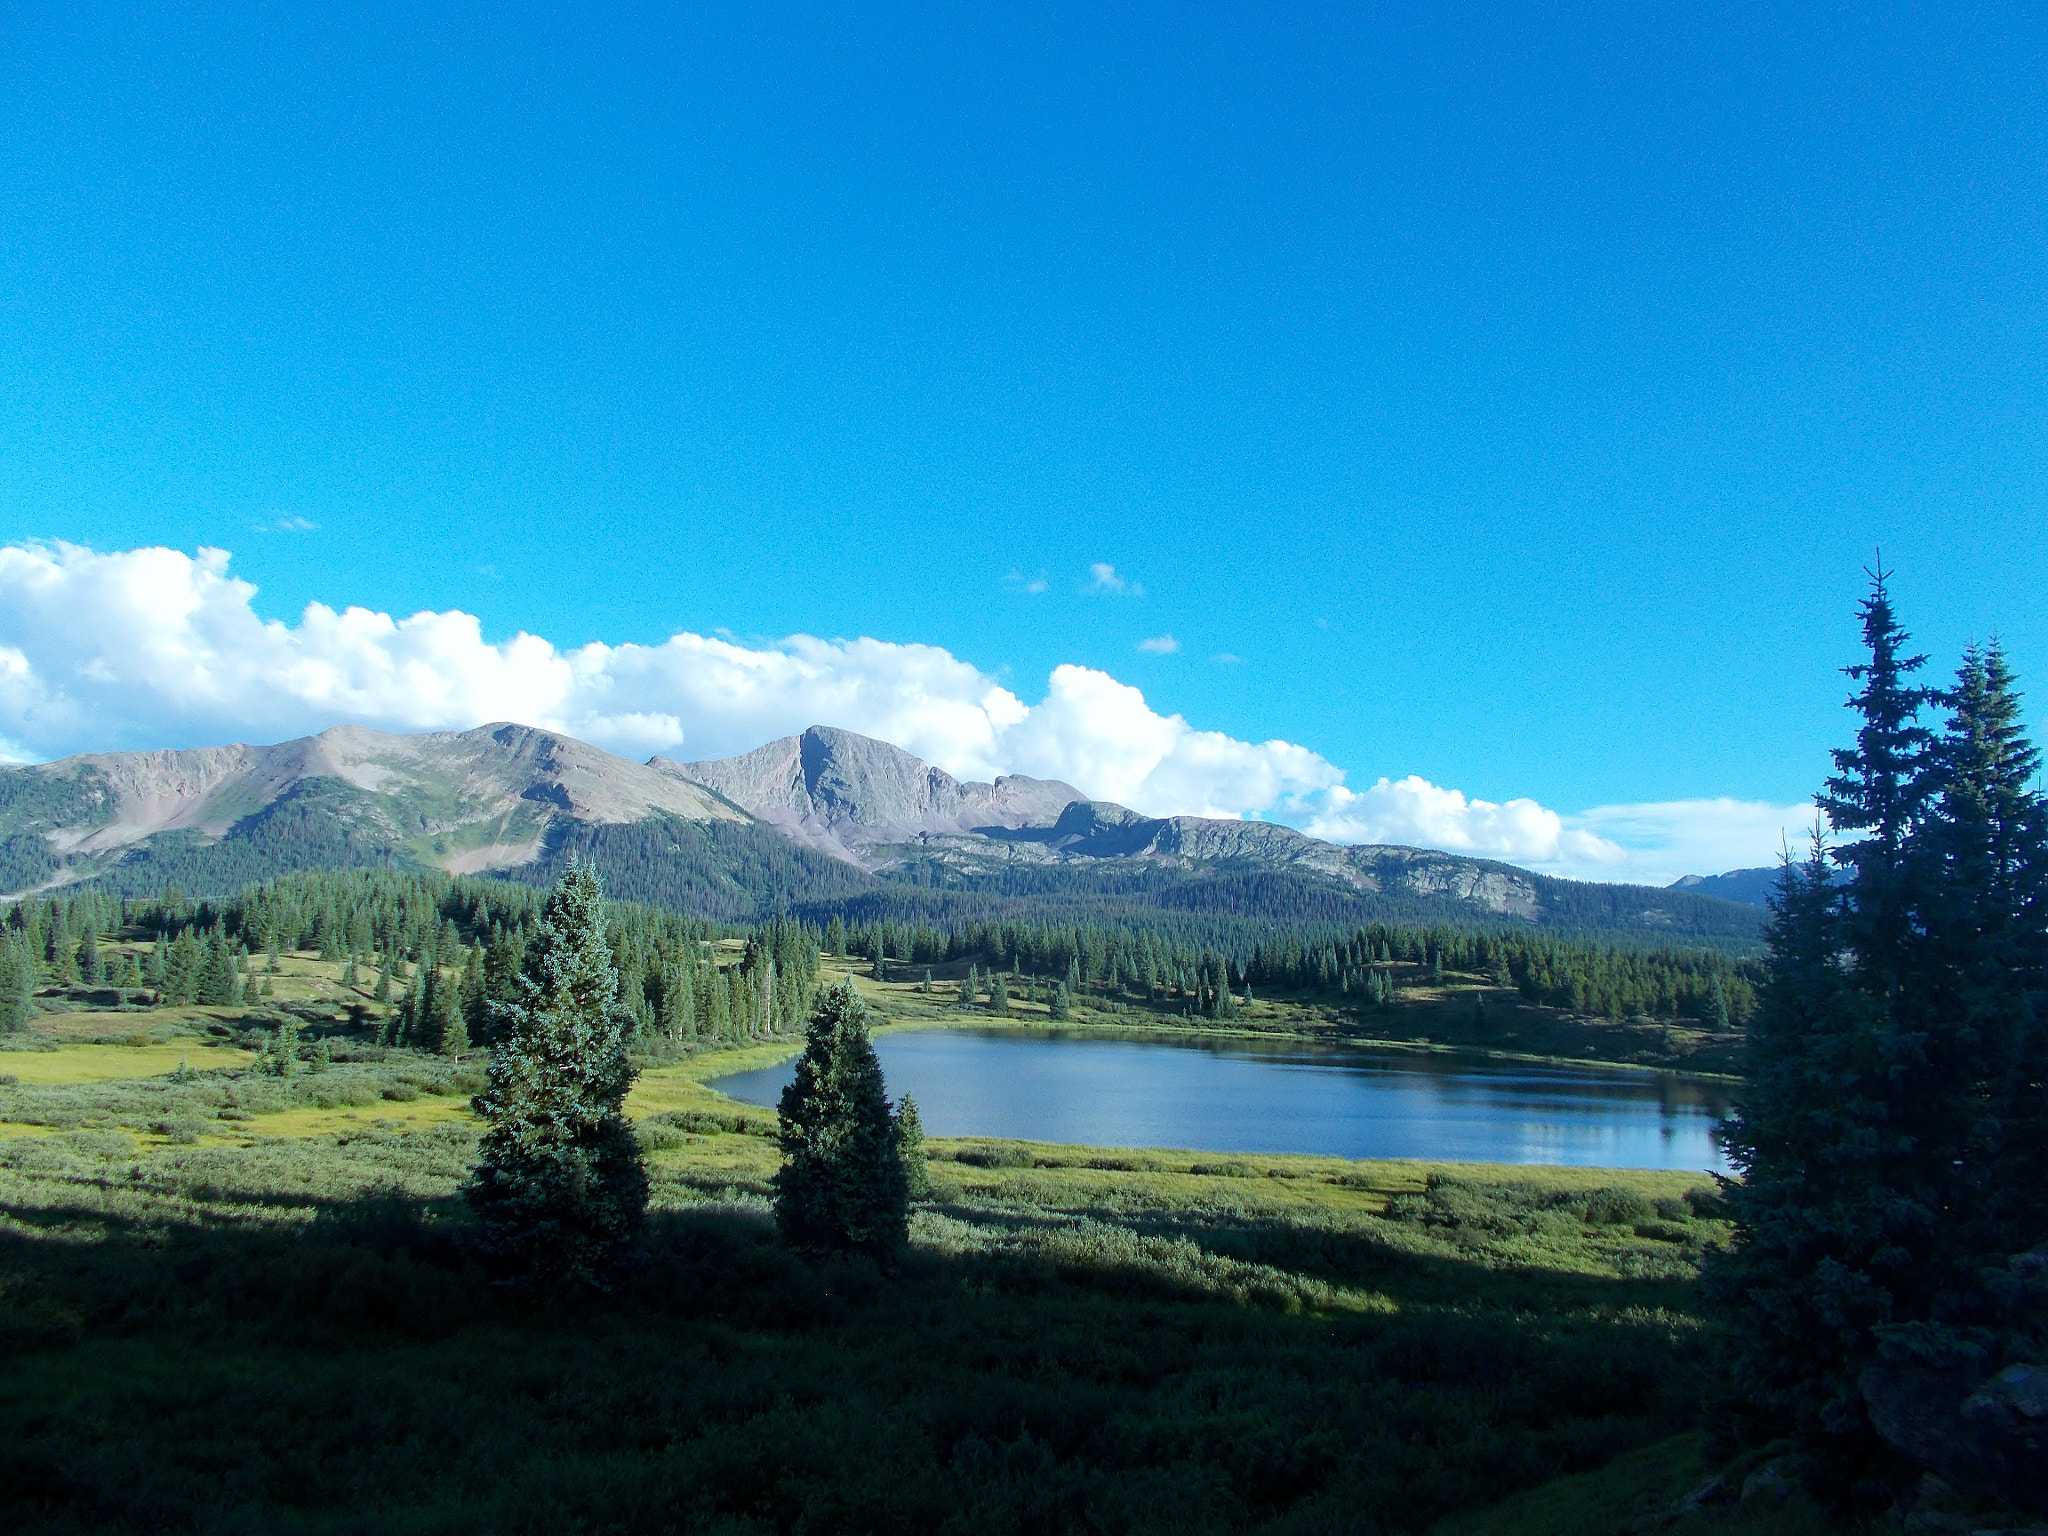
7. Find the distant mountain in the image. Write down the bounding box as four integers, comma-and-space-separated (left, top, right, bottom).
657, 726, 1085, 863
1669, 867, 1784, 907
663, 728, 1764, 942
0, 720, 1767, 943
0, 722, 752, 896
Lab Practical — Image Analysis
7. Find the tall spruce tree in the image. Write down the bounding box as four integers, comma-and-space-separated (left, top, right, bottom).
1924, 642, 2048, 1249
772, 978, 908, 1256
463, 861, 647, 1287
1714, 580, 2048, 1508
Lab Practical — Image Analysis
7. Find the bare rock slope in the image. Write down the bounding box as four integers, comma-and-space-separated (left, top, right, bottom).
655, 726, 1084, 863
662, 726, 1542, 919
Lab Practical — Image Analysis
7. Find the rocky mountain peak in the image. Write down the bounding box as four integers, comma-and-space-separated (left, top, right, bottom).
654, 725, 1085, 862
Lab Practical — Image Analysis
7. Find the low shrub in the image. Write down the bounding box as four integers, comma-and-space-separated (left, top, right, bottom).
1581, 1187, 1655, 1226
641, 1108, 775, 1138
951, 1146, 1036, 1169
1683, 1184, 1731, 1220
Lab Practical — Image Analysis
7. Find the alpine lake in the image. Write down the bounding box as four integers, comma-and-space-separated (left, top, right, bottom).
708, 1025, 1734, 1173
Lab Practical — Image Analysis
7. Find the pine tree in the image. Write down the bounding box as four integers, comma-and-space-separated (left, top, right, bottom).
0, 942, 33, 1032
658, 962, 696, 1042
772, 979, 907, 1256
1921, 641, 2048, 1249
1820, 566, 1934, 999
197, 935, 238, 1007
438, 974, 470, 1059
895, 1093, 931, 1201
989, 972, 1010, 1014
460, 947, 490, 1044
1713, 581, 2048, 1507
374, 953, 393, 1002
464, 861, 647, 1287
1048, 981, 1071, 1021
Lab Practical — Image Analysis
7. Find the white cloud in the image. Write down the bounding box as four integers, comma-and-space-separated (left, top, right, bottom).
1291, 776, 1817, 886
1298, 777, 1628, 871
0, 540, 1809, 885
1137, 634, 1179, 654
1088, 562, 1144, 597
1212, 652, 1244, 665
1004, 569, 1049, 595
0, 542, 1323, 818
262, 516, 320, 533
1560, 798, 1821, 888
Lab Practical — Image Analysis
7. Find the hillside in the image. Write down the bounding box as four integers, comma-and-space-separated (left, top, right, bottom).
1668, 867, 1782, 907
0, 721, 1765, 943
0, 722, 750, 895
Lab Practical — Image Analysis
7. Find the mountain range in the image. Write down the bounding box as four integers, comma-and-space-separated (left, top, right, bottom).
0, 721, 1766, 941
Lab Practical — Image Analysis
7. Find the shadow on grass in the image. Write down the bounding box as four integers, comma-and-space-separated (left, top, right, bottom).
0, 1165, 1726, 1536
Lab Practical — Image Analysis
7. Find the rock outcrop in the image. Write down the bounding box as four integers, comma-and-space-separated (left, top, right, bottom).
655, 726, 1083, 862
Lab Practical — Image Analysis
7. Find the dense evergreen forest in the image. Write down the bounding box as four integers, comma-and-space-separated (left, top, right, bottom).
3, 857, 1761, 1049
0, 870, 827, 1050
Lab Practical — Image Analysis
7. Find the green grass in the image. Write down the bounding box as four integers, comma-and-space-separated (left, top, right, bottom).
0, 1020, 1833, 1535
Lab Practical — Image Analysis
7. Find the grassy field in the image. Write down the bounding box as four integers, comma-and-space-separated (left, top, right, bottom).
0, 952, 1833, 1534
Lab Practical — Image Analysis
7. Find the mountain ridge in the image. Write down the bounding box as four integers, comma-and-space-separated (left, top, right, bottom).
0, 720, 1766, 942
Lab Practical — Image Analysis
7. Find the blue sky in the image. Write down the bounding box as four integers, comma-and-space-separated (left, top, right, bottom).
1, 4, 2043, 883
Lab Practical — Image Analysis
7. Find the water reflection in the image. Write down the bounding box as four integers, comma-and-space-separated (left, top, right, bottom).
707, 1027, 1732, 1172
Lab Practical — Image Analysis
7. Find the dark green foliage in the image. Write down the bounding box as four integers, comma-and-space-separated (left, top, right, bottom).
0, 936, 34, 1032
895, 1093, 931, 1201
0, 765, 116, 890
1713, 578, 2048, 1507
499, 815, 873, 921
1048, 980, 1071, 1020
464, 862, 648, 1287
196, 935, 239, 1006
80, 778, 415, 896
773, 979, 908, 1256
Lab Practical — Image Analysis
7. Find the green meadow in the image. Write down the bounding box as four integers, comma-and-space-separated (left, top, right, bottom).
0, 953, 1835, 1535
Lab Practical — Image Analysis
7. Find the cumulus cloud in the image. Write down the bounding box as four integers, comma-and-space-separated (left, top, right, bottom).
1298, 777, 1629, 870
1137, 634, 1179, 654
1292, 776, 1817, 886
0, 541, 1805, 884
1561, 798, 1821, 888
0, 542, 1325, 818
1088, 562, 1144, 596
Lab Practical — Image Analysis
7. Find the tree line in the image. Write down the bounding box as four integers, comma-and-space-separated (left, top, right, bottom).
822, 910, 1758, 1024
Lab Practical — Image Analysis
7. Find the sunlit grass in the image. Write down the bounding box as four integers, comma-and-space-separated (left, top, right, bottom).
0, 1042, 258, 1083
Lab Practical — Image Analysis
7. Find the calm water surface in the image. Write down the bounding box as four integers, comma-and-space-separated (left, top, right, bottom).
708, 1028, 1733, 1172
